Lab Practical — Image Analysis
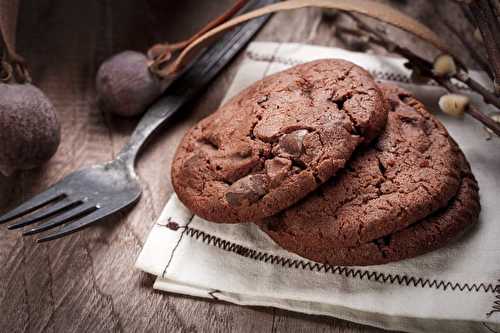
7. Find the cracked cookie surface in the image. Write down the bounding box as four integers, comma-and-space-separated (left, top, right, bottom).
258, 84, 463, 250
172, 59, 387, 223
258, 151, 479, 266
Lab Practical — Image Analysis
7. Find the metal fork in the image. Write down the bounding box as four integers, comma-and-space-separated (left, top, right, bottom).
0, 1, 273, 242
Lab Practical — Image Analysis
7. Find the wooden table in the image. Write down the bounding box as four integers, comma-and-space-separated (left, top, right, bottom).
0, 1, 479, 331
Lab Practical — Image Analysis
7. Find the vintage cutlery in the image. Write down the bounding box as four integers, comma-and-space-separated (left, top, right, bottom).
0, 0, 274, 242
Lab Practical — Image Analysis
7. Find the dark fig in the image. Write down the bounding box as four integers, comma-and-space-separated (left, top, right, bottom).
96, 51, 165, 117
0, 83, 61, 176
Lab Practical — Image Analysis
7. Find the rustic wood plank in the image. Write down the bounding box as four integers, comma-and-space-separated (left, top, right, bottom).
272, 309, 391, 333
1, 1, 121, 332
0, 0, 480, 332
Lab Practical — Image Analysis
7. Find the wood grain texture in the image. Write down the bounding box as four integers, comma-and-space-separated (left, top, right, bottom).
0, 0, 480, 332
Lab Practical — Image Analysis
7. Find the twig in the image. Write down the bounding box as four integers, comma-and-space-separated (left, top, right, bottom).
333, 25, 385, 50
456, 71, 500, 109
441, 18, 492, 78
488, 0, 500, 17
436, 77, 500, 137
469, 0, 500, 94
344, 13, 500, 136
458, 2, 477, 27
345, 12, 500, 108
339, 14, 500, 110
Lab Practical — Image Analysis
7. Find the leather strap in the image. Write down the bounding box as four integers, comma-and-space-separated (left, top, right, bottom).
160, 0, 453, 77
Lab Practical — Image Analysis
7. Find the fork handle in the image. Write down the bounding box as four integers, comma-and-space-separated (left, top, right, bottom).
116, 43, 224, 167
116, 1, 272, 168
116, 42, 229, 166
116, 84, 188, 168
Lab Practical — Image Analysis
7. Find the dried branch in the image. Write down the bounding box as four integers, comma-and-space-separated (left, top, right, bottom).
343, 13, 500, 137
337, 13, 500, 107
333, 25, 383, 51
468, 0, 500, 94
458, 2, 477, 27
436, 77, 500, 136
455, 70, 500, 109
441, 18, 492, 78
488, 0, 500, 17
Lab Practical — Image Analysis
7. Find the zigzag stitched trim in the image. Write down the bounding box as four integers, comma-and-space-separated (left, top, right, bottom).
487, 280, 500, 317
182, 225, 496, 294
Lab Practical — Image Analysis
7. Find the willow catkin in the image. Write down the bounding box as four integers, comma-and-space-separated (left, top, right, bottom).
439, 94, 470, 117
433, 54, 457, 77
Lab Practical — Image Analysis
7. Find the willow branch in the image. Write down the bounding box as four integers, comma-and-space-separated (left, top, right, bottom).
455, 71, 500, 109
469, 0, 500, 94
441, 18, 492, 78
345, 13, 500, 109
488, 0, 500, 16
460, 3, 477, 27
344, 13, 500, 136
436, 77, 500, 136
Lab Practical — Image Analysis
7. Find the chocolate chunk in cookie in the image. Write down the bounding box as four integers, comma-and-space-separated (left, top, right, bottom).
225, 174, 269, 207
258, 84, 463, 250
276, 129, 308, 157
172, 59, 387, 222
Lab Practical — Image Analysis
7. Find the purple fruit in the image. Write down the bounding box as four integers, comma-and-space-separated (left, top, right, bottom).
96, 51, 165, 117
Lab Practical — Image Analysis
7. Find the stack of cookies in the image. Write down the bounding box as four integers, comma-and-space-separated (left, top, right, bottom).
171, 59, 480, 266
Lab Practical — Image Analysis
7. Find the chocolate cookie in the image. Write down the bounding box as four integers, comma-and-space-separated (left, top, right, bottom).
259, 153, 480, 266
172, 59, 387, 223
258, 84, 463, 248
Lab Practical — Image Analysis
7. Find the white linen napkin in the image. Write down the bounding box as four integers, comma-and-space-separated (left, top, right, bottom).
135, 42, 500, 333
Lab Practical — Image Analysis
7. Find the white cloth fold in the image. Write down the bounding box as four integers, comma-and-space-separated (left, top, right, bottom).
136, 42, 500, 333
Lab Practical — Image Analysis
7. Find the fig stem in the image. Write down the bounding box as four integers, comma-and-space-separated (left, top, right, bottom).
0, 43, 30, 83
1, 49, 13, 82
1, 49, 30, 84
1, 64, 12, 82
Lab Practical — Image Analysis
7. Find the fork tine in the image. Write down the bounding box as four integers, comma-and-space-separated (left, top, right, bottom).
0, 188, 65, 224
36, 207, 107, 242
23, 203, 97, 236
7, 199, 82, 230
